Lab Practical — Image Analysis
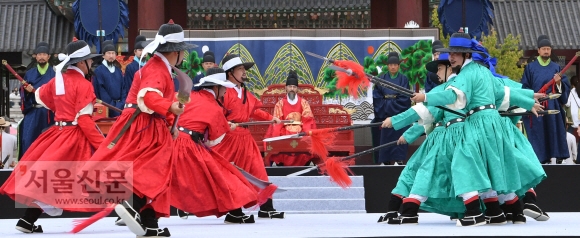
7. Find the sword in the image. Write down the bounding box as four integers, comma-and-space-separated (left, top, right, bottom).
306, 52, 467, 118
500, 110, 559, 117
237, 120, 293, 126
505, 93, 561, 112
1, 155, 9, 168
170, 66, 194, 134
95, 99, 123, 113
2, 59, 33, 90
263, 122, 383, 142
232, 164, 286, 193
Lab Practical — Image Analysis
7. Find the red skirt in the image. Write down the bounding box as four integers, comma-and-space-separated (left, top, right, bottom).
0, 125, 99, 212
170, 133, 257, 217
83, 108, 173, 217
212, 127, 269, 184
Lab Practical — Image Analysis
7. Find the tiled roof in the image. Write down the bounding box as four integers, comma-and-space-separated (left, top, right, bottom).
492, 0, 580, 50
187, 0, 370, 11
0, 0, 74, 54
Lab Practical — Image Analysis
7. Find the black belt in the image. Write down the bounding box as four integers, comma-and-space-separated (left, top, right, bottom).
112, 99, 121, 103
33, 104, 44, 108
466, 104, 495, 117
178, 126, 205, 143
55, 121, 76, 127
434, 122, 444, 128
445, 118, 465, 127
124, 103, 138, 109
384, 94, 398, 99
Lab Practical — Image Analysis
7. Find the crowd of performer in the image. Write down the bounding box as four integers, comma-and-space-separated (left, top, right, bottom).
0, 18, 573, 236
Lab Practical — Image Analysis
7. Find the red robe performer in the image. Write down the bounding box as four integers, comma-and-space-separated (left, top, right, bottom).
171, 67, 258, 224
82, 20, 195, 237
265, 70, 317, 166
212, 54, 285, 219
0, 39, 104, 234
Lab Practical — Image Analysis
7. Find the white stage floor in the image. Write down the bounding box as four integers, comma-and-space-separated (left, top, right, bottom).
0, 213, 578, 237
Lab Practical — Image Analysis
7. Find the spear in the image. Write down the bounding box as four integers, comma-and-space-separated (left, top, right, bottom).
263, 122, 383, 142
305, 52, 467, 118
237, 120, 294, 126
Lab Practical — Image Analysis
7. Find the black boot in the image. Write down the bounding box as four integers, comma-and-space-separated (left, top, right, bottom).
509, 199, 526, 224
258, 199, 285, 219
388, 202, 419, 225
522, 191, 549, 221
224, 208, 255, 224
500, 203, 512, 222
176, 209, 189, 220
15, 208, 43, 233
484, 200, 506, 225
457, 198, 486, 227
378, 194, 403, 223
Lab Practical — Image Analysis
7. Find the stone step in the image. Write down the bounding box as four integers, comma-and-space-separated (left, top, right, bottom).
273, 187, 364, 199
268, 198, 365, 211
268, 176, 364, 188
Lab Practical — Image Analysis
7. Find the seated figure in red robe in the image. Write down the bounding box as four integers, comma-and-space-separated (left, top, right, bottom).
265, 70, 317, 166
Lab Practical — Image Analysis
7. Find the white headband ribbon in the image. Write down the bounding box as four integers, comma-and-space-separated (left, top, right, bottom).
222, 57, 243, 71
55, 45, 91, 95
140, 32, 185, 63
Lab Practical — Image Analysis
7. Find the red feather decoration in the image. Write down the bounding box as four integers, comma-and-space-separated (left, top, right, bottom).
302, 128, 336, 161
318, 157, 355, 189
257, 183, 278, 205
334, 60, 370, 98
70, 203, 116, 233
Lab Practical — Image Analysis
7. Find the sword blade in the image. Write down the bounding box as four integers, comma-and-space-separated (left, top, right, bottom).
232, 164, 286, 193
263, 133, 301, 142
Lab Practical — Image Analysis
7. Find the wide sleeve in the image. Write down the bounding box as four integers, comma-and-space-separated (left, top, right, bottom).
509, 88, 535, 111
35, 80, 56, 111
301, 99, 316, 131
402, 123, 425, 144
137, 71, 173, 115
250, 95, 273, 121
205, 109, 230, 147
264, 100, 285, 137
77, 109, 104, 149
557, 75, 570, 105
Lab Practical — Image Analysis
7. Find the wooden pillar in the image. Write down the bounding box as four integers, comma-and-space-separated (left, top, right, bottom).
138, 0, 165, 30
396, 0, 423, 28
164, 0, 188, 27
371, 0, 396, 28
127, 0, 139, 54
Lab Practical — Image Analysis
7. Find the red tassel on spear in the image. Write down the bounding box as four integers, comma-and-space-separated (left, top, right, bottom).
537, 51, 580, 106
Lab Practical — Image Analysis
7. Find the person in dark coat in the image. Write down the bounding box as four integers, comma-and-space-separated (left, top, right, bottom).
92, 40, 126, 117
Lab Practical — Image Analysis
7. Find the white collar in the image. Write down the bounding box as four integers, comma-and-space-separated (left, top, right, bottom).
446, 73, 457, 82
461, 58, 473, 69
202, 88, 216, 99
233, 85, 243, 99
67, 65, 85, 77
104, 61, 116, 73
287, 94, 298, 105
154, 52, 172, 75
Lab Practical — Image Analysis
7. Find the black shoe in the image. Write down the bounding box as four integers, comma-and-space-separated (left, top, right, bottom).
387, 215, 418, 225
523, 203, 550, 221
485, 213, 507, 225
258, 210, 285, 219
456, 213, 486, 227
137, 227, 171, 238
512, 213, 526, 224
115, 217, 126, 226
115, 201, 145, 236
450, 216, 458, 222
504, 213, 513, 222
484, 201, 507, 225
224, 213, 255, 224
177, 209, 189, 220
377, 211, 398, 223
15, 218, 43, 233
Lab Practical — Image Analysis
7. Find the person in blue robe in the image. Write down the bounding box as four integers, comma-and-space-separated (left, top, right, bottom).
92, 40, 126, 117
190, 50, 216, 91
18, 42, 55, 159
123, 35, 147, 93
521, 35, 570, 164
371, 52, 412, 165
